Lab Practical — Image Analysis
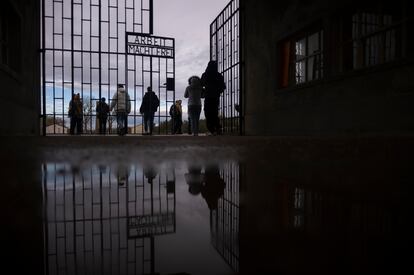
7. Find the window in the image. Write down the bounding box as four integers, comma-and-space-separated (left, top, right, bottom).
292, 187, 305, 229
352, 12, 399, 69
0, 1, 21, 72
339, 1, 406, 72
279, 29, 324, 88
295, 31, 324, 84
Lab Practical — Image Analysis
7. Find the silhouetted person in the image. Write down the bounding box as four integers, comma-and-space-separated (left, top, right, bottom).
96, 97, 110, 135
68, 93, 83, 135
143, 164, 158, 184
184, 76, 204, 136
184, 164, 204, 195
140, 87, 160, 135
201, 61, 226, 135
170, 100, 183, 134
116, 163, 130, 186
201, 165, 225, 210
110, 84, 131, 136
235, 103, 241, 113
188, 117, 192, 135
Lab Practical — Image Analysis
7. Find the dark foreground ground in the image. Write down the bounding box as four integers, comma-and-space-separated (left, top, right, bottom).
1, 136, 413, 275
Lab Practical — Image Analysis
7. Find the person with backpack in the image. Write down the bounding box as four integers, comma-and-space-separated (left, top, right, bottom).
140, 87, 160, 135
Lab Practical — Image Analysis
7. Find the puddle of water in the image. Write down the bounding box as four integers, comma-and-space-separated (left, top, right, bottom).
2, 140, 412, 274
42, 160, 239, 275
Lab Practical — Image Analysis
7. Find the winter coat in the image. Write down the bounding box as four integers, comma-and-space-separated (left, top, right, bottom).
201, 71, 226, 99
184, 76, 203, 106
110, 88, 131, 114
169, 104, 182, 119
96, 101, 110, 119
68, 99, 83, 118
140, 91, 160, 114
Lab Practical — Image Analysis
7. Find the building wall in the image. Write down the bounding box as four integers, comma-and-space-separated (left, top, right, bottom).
0, 0, 40, 135
242, 0, 414, 135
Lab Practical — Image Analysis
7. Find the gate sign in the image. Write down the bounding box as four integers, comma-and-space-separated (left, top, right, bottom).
127, 213, 175, 238
126, 32, 174, 58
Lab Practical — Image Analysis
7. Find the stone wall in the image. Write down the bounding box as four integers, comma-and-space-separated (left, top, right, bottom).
0, 0, 40, 135
242, 0, 414, 135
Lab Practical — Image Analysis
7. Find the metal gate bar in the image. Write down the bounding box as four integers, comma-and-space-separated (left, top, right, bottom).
210, 0, 242, 135
42, 162, 176, 274
41, 0, 174, 135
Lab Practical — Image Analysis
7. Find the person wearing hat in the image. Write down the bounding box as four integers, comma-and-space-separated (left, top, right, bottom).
96, 97, 110, 135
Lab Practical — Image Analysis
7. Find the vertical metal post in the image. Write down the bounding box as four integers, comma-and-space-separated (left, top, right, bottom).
125, 33, 129, 134
230, 5, 234, 133
71, 0, 75, 114
42, 164, 49, 274
99, 0, 102, 117
42, 0, 46, 136
149, 0, 154, 34
239, 1, 244, 135
99, 169, 104, 275
73, 167, 78, 275
150, 236, 155, 274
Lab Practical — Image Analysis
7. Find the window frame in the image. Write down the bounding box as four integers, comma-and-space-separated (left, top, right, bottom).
278, 25, 325, 89
336, 1, 407, 73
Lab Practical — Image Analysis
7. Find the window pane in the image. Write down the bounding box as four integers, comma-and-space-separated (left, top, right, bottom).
295, 38, 306, 60
295, 60, 306, 84
308, 32, 320, 55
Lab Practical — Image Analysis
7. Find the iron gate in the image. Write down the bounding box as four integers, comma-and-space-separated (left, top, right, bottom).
210, 0, 243, 135
42, 162, 176, 274
40, 0, 175, 135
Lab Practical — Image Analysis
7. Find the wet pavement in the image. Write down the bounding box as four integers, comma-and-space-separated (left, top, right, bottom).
1, 136, 413, 274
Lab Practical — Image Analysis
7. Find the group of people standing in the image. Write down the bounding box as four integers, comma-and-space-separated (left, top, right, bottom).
171, 60, 226, 136
68, 60, 225, 136
69, 84, 159, 136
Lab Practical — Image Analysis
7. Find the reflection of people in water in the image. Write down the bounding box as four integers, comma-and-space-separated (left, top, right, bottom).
184, 164, 226, 210
201, 165, 225, 210
143, 164, 158, 184
184, 164, 204, 195
116, 163, 130, 186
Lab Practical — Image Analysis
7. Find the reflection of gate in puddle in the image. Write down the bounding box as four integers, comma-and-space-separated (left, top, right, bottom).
210, 162, 240, 273
42, 163, 175, 275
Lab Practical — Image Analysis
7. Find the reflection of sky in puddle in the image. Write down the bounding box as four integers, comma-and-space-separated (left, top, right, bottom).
43, 160, 239, 275
3, 139, 412, 274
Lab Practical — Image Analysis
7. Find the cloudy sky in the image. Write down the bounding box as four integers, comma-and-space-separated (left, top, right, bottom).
153, 0, 228, 105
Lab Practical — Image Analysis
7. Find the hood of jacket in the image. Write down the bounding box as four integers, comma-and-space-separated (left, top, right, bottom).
189, 76, 202, 89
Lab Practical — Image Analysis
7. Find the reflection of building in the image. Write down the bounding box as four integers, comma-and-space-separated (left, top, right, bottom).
210, 162, 240, 273
239, 162, 410, 274
42, 163, 176, 275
